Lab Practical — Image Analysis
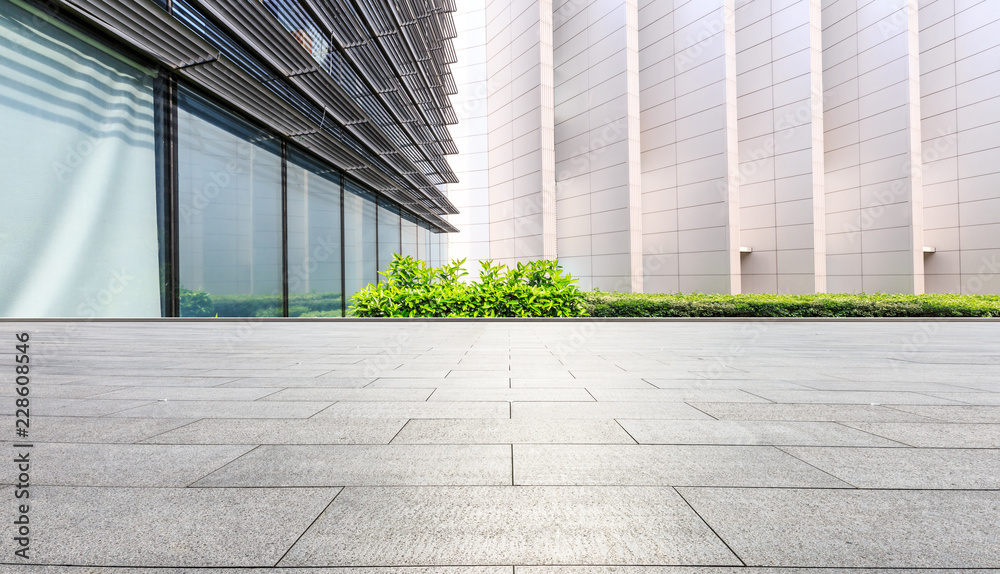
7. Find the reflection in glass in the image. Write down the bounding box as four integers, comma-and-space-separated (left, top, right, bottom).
377, 199, 401, 281
401, 212, 418, 259
287, 150, 342, 317
177, 89, 282, 317
344, 180, 377, 303
0, 1, 161, 317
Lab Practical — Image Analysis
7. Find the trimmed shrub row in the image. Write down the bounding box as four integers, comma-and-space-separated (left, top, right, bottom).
583, 292, 1000, 318
351, 256, 587, 317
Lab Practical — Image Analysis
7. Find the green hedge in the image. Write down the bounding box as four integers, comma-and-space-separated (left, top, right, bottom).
179, 288, 343, 317
583, 292, 1000, 318
351, 255, 587, 317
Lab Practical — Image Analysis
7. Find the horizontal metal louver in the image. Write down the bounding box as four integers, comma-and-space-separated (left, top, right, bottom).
50, 0, 460, 231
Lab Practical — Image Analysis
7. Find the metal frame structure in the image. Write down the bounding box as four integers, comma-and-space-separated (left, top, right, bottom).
29, 0, 456, 317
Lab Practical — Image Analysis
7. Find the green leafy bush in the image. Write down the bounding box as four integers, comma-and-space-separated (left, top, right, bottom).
178, 287, 214, 317
582, 292, 1000, 318
351, 255, 588, 317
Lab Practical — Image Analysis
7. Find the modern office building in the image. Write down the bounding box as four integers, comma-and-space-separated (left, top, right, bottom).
0, 0, 458, 317
445, 0, 1000, 294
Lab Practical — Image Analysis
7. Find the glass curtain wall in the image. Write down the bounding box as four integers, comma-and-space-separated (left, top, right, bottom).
0, 0, 161, 317
177, 89, 283, 317
287, 150, 342, 317
401, 213, 418, 259
377, 199, 401, 280
417, 222, 431, 263
343, 179, 377, 304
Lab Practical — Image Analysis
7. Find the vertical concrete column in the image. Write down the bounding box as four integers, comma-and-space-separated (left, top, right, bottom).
734, 0, 826, 294
485, 0, 555, 267
446, 0, 491, 269
625, 0, 644, 293
919, 0, 1000, 294
638, 0, 742, 294
553, 0, 642, 291
822, 0, 924, 294
539, 0, 559, 260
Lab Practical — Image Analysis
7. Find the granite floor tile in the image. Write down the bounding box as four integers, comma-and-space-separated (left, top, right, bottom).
1, 486, 339, 566
513, 445, 850, 487
3, 415, 196, 443
643, 379, 813, 390
428, 388, 594, 402
107, 400, 332, 419
779, 447, 1000, 489
217, 377, 375, 388
314, 401, 511, 419
368, 377, 512, 388
512, 402, 715, 420
840, 422, 1000, 447
510, 378, 656, 388
916, 392, 1000, 405
194, 445, 511, 486
261, 388, 434, 402
587, 389, 773, 403
391, 419, 636, 444
882, 405, 1000, 423
29, 443, 252, 486
141, 418, 407, 445
678, 487, 1000, 567
689, 403, 941, 422
1, 398, 155, 417
0, 385, 124, 398
618, 420, 905, 446
748, 390, 967, 405
278, 486, 741, 566
85, 386, 283, 401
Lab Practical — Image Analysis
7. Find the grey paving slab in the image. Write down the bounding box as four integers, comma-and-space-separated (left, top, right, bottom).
677, 487, 1000, 567
690, 403, 942, 421
197, 368, 333, 378
510, 377, 657, 388
85, 386, 283, 401
514, 568, 1000, 574
1, 485, 339, 566
106, 400, 332, 419
194, 445, 510, 486
260, 388, 434, 401
0, 384, 124, 398
512, 401, 715, 420
513, 445, 850, 487
0, 568, 514, 574
428, 388, 595, 402
841, 422, 1000, 447
747, 390, 968, 405
0, 415, 196, 443
142, 418, 407, 444
0, 398, 155, 417
315, 401, 510, 419
368, 377, 512, 388
791, 381, 986, 392
217, 376, 375, 388
779, 447, 1000, 489
65, 376, 241, 387
586, 389, 772, 403
643, 379, 814, 390
917, 392, 1000, 405
884, 405, 1000, 423
28, 443, 252, 486
618, 419, 905, 446
391, 419, 636, 444
278, 486, 741, 566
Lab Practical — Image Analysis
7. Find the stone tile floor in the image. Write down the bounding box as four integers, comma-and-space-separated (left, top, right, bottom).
1, 319, 999, 571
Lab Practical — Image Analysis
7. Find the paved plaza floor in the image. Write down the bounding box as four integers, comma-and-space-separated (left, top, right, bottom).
2, 319, 999, 571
